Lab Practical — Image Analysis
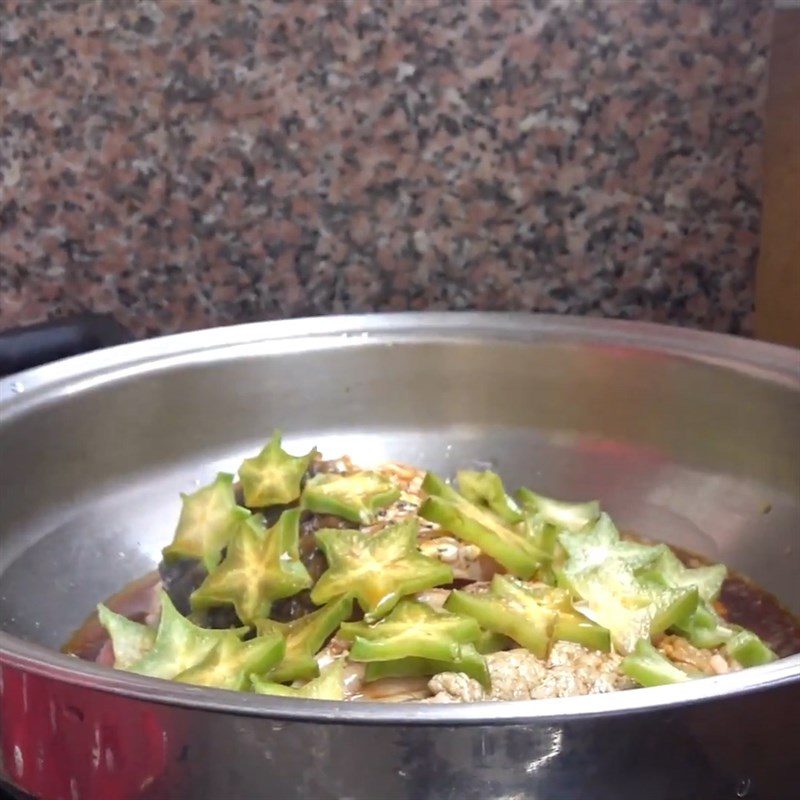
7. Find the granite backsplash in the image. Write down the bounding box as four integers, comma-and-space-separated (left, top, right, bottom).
0, 0, 772, 338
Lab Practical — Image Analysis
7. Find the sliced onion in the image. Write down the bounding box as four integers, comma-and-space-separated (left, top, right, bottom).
354, 676, 431, 702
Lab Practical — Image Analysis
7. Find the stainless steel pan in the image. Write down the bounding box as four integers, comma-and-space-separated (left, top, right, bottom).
1, 313, 798, 800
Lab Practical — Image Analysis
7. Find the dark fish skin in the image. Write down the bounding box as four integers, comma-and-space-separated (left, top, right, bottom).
159, 557, 207, 616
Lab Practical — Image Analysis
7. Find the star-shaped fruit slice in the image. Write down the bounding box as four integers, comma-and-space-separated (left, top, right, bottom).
339, 599, 480, 663
127, 591, 246, 680
445, 575, 559, 658
97, 604, 157, 669
251, 659, 345, 700
363, 643, 490, 688
302, 471, 400, 524
457, 470, 524, 524
175, 631, 285, 691
517, 487, 600, 532
310, 520, 453, 620
238, 431, 316, 508
190, 508, 312, 625
162, 473, 249, 571
419, 472, 548, 579
257, 595, 353, 682
557, 514, 698, 653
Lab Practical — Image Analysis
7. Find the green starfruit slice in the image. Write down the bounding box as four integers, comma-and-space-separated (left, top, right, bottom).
310, 520, 453, 621
340, 599, 481, 663
506, 578, 610, 651
521, 514, 562, 585
474, 629, 513, 654
672, 601, 735, 649
97, 605, 157, 669
457, 470, 523, 524
445, 575, 559, 658
191, 508, 312, 625
562, 561, 698, 654
641, 549, 727, 604
517, 487, 600, 532
524, 514, 560, 561
419, 472, 548, 579
257, 595, 354, 682
725, 629, 776, 667
556, 513, 698, 653
128, 591, 245, 680
639, 548, 730, 649
174, 632, 285, 691
302, 471, 400, 524
363, 643, 490, 688
621, 639, 693, 687
238, 431, 316, 508
251, 659, 346, 700
558, 513, 666, 574
161, 473, 249, 571
553, 612, 612, 652
489, 578, 612, 652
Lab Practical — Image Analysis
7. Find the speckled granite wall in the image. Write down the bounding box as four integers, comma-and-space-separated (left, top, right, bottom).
0, 0, 772, 338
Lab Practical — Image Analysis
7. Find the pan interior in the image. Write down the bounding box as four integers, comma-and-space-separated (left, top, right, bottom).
1, 321, 798, 654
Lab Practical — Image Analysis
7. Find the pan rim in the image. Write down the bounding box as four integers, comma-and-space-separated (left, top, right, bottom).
2, 312, 798, 400
2, 634, 799, 725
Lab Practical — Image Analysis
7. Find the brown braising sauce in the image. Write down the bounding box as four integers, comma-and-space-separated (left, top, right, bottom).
62, 570, 161, 662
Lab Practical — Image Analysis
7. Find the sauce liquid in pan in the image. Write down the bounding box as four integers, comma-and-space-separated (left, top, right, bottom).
63, 570, 161, 662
